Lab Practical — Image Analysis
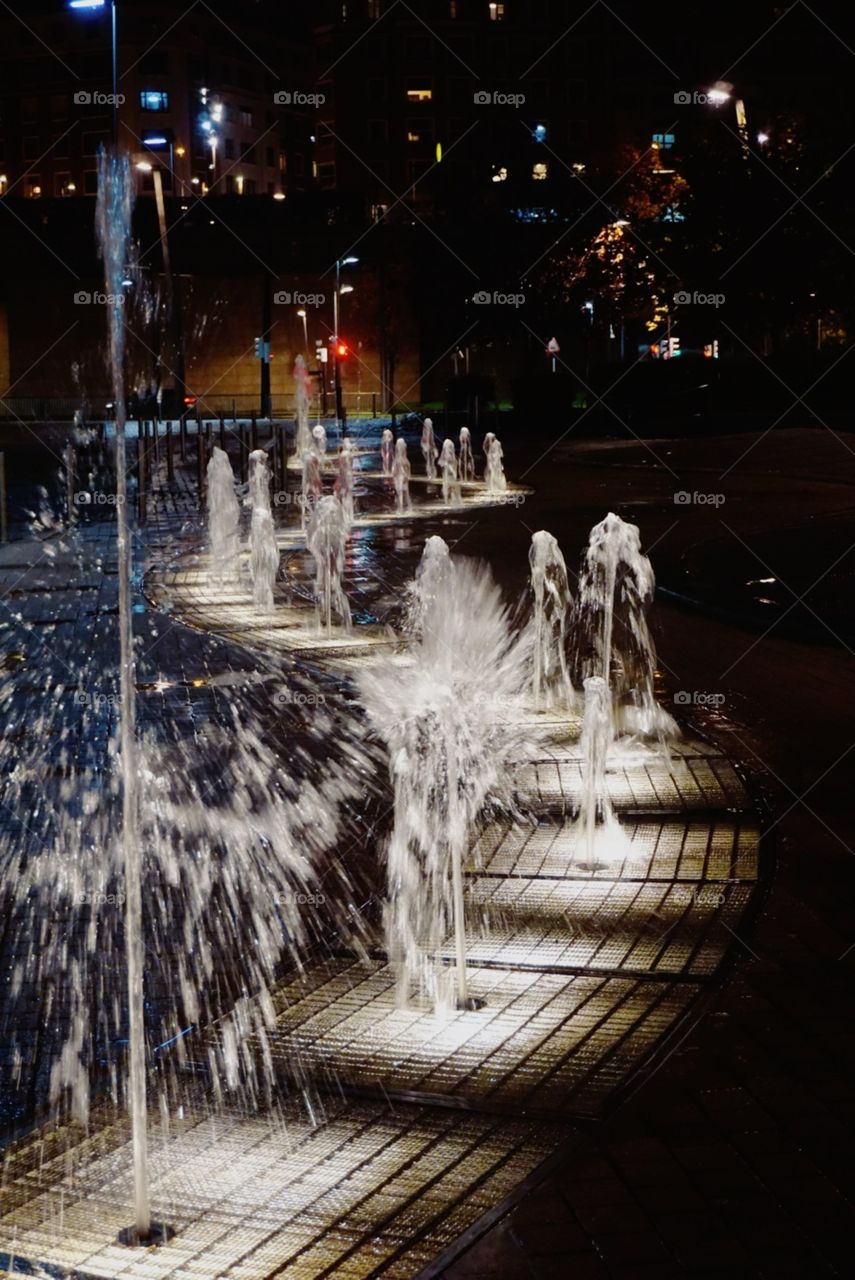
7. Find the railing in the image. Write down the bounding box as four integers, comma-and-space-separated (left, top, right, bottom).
0, 392, 395, 422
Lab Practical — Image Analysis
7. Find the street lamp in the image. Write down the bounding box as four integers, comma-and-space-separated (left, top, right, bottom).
297, 308, 308, 352
332, 255, 358, 431
68, 0, 119, 144
706, 80, 750, 168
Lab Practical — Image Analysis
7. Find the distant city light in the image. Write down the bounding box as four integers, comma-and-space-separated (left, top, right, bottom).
533, 124, 547, 142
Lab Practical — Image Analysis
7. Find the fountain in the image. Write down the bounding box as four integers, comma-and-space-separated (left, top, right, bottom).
360, 541, 531, 1012
421, 417, 438, 480
485, 436, 508, 493
482, 431, 495, 480
335, 436, 356, 524
571, 512, 678, 752
94, 145, 155, 1244
293, 354, 313, 457
312, 422, 327, 456
307, 494, 352, 634
380, 427, 394, 475
574, 675, 620, 867
439, 438, 463, 508
459, 426, 475, 482
248, 449, 280, 614
301, 448, 323, 529
392, 437, 412, 513
207, 447, 240, 584
529, 530, 574, 712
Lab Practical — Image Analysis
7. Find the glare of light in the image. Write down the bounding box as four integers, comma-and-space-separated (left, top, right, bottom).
273, 191, 286, 200
175, 145, 186, 157
191, 177, 200, 185
68, 0, 106, 9
707, 81, 733, 106
339, 284, 354, 295
143, 135, 168, 147
296, 308, 307, 317
533, 123, 547, 142
135, 161, 153, 172
342, 256, 359, 265
757, 132, 770, 144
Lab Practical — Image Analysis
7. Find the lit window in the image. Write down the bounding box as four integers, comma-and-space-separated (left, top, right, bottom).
492, 165, 508, 182
532, 162, 548, 180
489, 3, 506, 19
652, 132, 675, 150
450, 1, 458, 16
140, 91, 170, 112
368, 0, 381, 16
406, 81, 433, 102
25, 175, 41, 197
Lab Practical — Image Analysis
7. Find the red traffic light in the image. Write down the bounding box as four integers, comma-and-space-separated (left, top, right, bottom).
336, 342, 349, 358
183, 395, 197, 406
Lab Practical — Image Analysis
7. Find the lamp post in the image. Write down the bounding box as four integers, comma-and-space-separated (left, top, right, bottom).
297, 308, 308, 353
332, 256, 358, 431
69, 0, 118, 144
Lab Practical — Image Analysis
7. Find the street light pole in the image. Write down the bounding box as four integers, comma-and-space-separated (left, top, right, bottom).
111, 0, 118, 145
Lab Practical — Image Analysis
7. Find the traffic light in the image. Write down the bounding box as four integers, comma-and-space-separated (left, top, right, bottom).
253, 338, 272, 363
336, 341, 349, 359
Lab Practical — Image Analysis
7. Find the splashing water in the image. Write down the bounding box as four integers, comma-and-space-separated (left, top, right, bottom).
94, 145, 152, 1239
529, 530, 574, 712
571, 512, 677, 753
207, 448, 240, 584
439, 439, 463, 508
334, 438, 356, 524
307, 495, 352, 634
301, 449, 323, 530
574, 676, 623, 867
312, 423, 327, 456
459, 426, 475, 482
294, 355, 313, 456
380, 428, 394, 475
359, 542, 531, 1012
248, 450, 280, 614
392, 437, 412, 513
482, 431, 495, 480
485, 437, 507, 493
421, 418, 438, 480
